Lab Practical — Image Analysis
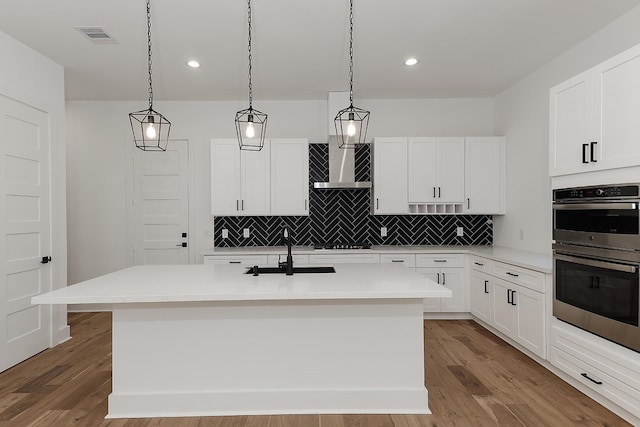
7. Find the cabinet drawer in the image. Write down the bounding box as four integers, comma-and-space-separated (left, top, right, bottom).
416, 254, 465, 268
267, 254, 310, 265
549, 346, 640, 417
492, 262, 545, 293
470, 256, 492, 273
203, 255, 268, 265
308, 253, 380, 264
379, 254, 416, 268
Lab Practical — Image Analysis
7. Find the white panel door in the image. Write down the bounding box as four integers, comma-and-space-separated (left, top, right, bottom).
270, 139, 309, 216
408, 138, 437, 203
437, 137, 465, 203
0, 95, 51, 372
134, 140, 189, 265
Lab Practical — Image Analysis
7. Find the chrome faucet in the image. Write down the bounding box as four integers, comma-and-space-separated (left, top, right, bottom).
280, 226, 294, 275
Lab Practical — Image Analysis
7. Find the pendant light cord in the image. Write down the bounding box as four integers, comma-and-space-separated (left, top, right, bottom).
247, 0, 253, 109
146, 0, 154, 110
349, 0, 354, 107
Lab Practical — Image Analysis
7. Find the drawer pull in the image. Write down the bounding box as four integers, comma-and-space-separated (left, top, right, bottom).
229, 261, 242, 264
436, 273, 440, 284
474, 262, 484, 266
581, 372, 603, 385
484, 280, 489, 294
506, 272, 519, 277
391, 260, 404, 263
434, 259, 447, 263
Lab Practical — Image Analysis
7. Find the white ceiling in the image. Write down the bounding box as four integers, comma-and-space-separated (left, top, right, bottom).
1, 0, 639, 101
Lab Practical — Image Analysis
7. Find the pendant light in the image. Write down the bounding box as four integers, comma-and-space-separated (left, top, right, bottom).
335, 0, 370, 149
235, 0, 267, 151
129, 0, 171, 151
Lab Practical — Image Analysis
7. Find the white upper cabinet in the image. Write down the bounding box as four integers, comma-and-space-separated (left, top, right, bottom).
550, 43, 640, 176
211, 139, 242, 216
211, 138, 271, 216
465, 137, 505, 214
372, 138, 408, 214
270, 139, 309, 216
408, 137, 464, 204
549, 70, 594, 176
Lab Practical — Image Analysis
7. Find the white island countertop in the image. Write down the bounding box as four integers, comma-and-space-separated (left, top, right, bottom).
32, 263, 451, 305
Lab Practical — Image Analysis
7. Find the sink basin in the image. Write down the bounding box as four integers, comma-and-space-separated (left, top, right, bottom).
244, 266, 336, 275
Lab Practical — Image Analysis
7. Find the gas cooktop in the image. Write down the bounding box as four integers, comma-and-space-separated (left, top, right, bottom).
312, 243, 372, 250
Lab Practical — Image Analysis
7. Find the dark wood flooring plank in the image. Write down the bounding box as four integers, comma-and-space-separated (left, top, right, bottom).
447, 365, 493, 396
14, 364, 71, 393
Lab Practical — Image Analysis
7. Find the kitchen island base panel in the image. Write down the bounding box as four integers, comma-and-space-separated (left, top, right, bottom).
109, 299, 430, 418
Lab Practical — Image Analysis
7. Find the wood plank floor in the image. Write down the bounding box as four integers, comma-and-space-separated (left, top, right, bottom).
0, 312, 631, 426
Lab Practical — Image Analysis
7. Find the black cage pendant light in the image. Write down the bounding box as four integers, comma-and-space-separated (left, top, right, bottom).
235, 0, 268, 151
335, 0, 370, 149
129, 0, 171, 151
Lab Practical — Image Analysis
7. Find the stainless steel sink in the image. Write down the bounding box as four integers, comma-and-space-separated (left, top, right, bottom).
244, 266, 336, 275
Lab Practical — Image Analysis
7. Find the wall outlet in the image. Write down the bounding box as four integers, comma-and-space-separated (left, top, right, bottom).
456, 227, 464, 237
381, 226, 388, 237
222, 229, 228, 239
243, 228, 250, 238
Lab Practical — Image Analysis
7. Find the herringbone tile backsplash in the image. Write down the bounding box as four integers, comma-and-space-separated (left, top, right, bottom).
214, 143, 493, 247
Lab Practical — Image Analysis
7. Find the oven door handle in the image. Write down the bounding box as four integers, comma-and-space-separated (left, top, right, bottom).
552, 203, 638, 210
555, 253, 638, 273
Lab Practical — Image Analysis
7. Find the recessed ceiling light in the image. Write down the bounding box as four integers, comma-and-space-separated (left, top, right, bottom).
405, 58, 418, 66
187, 60, 201, 68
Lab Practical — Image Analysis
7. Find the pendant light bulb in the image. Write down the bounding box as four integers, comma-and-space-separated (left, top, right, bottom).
245, 115, 255, 138
347, 120, 356, 137
145, 117, 157, 139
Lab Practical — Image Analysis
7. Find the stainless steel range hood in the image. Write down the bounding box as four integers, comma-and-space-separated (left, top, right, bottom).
313, 136, 372, 189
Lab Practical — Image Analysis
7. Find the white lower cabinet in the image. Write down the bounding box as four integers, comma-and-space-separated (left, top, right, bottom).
416, 254, 467, 312
203, 255, 269, 266
470, 270, 492, 324
470, 256, 546, 359
549, 321, 640, 420
308, 253, 380, 264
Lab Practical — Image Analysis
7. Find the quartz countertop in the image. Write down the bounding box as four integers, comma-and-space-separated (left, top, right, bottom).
32, 263, 451, 305
205, 245, 553, 273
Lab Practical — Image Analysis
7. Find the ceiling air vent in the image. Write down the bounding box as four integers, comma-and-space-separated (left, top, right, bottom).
74, 27, 118, 44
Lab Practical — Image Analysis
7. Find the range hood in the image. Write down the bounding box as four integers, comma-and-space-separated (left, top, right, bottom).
313, 136, 372, 189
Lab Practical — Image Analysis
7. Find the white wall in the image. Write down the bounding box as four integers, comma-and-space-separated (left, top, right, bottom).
65, 98, 494, 284
0, 30, 68, 343
493, 4, 640, 254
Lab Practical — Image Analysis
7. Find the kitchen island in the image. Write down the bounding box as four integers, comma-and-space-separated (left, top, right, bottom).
32, 263, 451, 419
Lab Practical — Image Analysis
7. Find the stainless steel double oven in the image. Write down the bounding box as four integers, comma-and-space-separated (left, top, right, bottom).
553, 184, 640, 352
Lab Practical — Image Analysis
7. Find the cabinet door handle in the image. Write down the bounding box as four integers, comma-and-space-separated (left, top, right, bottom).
484, 280, 489, 294
436, 273, 440, 284
582, 143, 589, 163
236, 200, 239, 211
433, 187, 436, 198
442, 272, 446, 285
510, 290, 517, 306
506, 272, 519, 277
467, 198, 470, 209
376, 198, 379, 209
438, 187, 441, 198
241, 200, 244, 211
590, 141, 598, 163
507, 289, 512, 304
474, 261, 484, 266
304, 199, 307, 211
581, 372, 603, 385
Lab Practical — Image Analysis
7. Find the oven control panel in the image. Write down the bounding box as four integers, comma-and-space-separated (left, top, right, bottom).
554, 184, 640, 201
